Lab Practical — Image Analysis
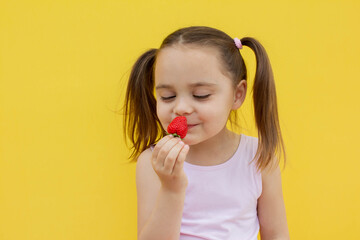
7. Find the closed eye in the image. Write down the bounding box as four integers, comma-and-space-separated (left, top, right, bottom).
194, 94, 211, 99
160, 94, 211, 101
160, 96, 175, 101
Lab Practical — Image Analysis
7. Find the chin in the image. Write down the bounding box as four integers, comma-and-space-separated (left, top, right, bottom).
182, 137, 196, 146
182, 136, 204, 146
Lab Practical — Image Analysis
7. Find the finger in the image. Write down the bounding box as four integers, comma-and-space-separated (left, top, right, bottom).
172, 144, 190, 175
154, 137, 181, 170
152, 135, 174, 163
163, 141, 185, 174
156, 137, 181, 165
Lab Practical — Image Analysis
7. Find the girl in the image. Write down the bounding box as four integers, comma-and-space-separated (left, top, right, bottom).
123, 26, 290, 240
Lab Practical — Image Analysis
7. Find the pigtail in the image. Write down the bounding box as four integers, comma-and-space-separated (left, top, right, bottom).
241, 37, 287, 173
123, 48, 164, 161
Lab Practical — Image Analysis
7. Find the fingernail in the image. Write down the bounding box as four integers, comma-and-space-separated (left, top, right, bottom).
184, 145, 189, 150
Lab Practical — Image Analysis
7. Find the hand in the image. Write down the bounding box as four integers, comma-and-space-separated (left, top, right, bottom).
151, 135, 190, 193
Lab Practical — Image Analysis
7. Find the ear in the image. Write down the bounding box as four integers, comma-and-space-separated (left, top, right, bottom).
232, 80, 247, 110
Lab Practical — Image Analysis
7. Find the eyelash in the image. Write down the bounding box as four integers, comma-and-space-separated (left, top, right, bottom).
161, 94, 211, 101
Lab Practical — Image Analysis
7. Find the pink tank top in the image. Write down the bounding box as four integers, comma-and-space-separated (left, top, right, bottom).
150, 134, 262, 240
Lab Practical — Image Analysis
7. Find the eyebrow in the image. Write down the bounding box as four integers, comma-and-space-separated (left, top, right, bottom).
155, 82, 217, 90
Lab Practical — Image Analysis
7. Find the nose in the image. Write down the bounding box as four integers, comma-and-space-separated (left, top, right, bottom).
173, 96, 194, 116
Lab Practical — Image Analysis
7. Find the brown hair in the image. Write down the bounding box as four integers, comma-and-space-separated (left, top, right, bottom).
123, 26, 286, 173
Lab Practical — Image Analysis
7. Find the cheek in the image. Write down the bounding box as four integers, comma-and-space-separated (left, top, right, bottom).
156, 103, 171, 127
198, 102, 231, 125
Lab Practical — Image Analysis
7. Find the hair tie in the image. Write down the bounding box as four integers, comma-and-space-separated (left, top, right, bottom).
234, 38, 243, 49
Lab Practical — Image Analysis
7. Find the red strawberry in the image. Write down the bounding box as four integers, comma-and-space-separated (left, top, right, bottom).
167, 116, 188, 139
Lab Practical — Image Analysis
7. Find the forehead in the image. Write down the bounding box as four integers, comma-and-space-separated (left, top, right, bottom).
154, 45, 231, 86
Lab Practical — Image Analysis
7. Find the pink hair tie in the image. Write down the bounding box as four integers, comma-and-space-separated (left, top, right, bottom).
234, 38, 243, 49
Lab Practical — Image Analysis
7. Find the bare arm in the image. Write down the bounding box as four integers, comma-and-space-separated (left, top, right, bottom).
139, 186, 186, 240
136, 135, 189, 240
257, 164, 290, 240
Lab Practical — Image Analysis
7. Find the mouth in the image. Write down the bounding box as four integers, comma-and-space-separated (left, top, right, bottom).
187, 124, 198, 129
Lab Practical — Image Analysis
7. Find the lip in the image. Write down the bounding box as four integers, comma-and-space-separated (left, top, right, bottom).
187, 124, 198, 129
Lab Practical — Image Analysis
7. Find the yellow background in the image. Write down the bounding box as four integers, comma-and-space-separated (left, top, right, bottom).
1, 0, 359, 239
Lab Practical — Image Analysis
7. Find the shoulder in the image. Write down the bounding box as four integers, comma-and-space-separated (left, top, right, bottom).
135, 146, 160, 193
137, 147, 153, 163
136, 148, 155, 179
239, 134, 258, 152
260, 162, 282, 190
241, 134, 281, 197
245, 134, 258, 148
240, 134, 260, 166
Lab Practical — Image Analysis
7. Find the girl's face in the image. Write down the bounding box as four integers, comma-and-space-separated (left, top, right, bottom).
154, 45, 243, 146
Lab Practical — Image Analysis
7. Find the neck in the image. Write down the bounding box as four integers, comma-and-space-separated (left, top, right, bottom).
185, 127, 241, 166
